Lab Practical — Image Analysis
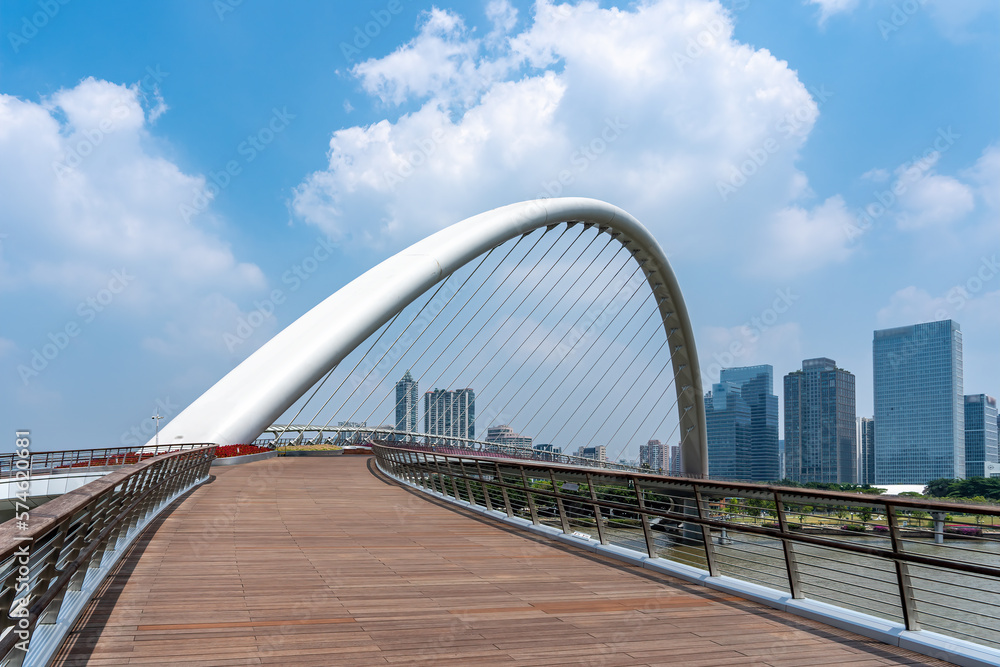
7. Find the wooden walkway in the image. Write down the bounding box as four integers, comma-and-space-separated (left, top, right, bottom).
52, 456, 951, 666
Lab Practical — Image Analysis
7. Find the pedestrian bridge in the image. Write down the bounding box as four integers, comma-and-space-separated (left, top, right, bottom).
27, 455, 987, 666
4, 199, 1000, 665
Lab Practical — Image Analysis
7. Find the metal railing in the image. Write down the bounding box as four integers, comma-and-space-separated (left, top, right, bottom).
0, 446, 215, 666
373, 444, 1000, 653
0, 445, 190, 479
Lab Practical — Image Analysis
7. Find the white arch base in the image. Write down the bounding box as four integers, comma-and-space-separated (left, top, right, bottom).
148, 198, 708, 475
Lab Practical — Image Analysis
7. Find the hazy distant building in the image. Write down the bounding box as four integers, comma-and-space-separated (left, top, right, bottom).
874, 320, 964, 483
395, 371, 419, 437
705, 381, 751, 480
639, 439, 670, 471
669, 444, 682, 475
533, 443, 561, 461
964, 395, 998, 478
424, 388, 475, 445
784, 358, 857, 484
576, 445, 606, 463
859, 417, 875, 485
484, 424, 532, 448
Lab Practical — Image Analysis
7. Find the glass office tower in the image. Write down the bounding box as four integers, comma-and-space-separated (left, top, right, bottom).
873, 320, 964, 484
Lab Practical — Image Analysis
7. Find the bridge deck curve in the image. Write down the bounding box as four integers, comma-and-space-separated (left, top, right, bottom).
52, 457, 949, 666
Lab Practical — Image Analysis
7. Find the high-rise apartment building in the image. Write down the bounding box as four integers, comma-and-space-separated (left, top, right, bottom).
858, 417, 875, 485
639, 439, 670, 471
395, 371, 419, 437
964, 394, 998, 478
873, 320, 964, 483
424, 388, 475, 444
784, 358, 857, 484
705, 365, 779, 482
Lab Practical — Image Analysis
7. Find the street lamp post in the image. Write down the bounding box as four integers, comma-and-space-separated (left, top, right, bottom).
152, 410, 163, 450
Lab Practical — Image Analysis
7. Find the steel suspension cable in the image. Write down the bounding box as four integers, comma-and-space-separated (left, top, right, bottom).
475, 234, 630, 432
389, 226, 572, 431
455, 226, 608, 427
357, 227, 558, 432
545, 297, 664, 449
522, 273, 656, 441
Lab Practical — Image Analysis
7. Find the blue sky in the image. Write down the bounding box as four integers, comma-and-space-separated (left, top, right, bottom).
1, 0, 997, 456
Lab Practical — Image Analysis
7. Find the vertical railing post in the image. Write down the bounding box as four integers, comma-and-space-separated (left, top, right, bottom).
585, 472, 608, 545
475, 461, 494, 512
633, 477, 657, 558
495, 462, 514, 517
457, 458, 476, 507
520, 466, 539, 525
774, 492, 803, 599
549, 470, 571, 534
692, 485, 718, 577
887, 504, 920, 630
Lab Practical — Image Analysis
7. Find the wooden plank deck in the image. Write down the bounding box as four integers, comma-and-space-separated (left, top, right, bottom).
51, 456, 952, 666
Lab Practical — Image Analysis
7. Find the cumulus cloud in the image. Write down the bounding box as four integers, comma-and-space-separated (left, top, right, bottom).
294, 0, 825, 274
893, 152, 975, 230
759, 195, 855, 276
0, 78, 265, 354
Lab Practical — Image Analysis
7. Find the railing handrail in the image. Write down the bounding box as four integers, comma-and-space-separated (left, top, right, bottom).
372, 443, 1000, 659
374, 443, 1000, 514
0, 444, 202, 479
0, 445, 216, 665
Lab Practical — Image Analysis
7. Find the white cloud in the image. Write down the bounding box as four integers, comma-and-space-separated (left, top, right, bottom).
962, 143, 1000, 212
758, 195, 855, 276
805, 0, 860, 25
894, 152, 974, 230
0, 78, 266, 354
486, 0, 519, 43
294, 0, 825, 274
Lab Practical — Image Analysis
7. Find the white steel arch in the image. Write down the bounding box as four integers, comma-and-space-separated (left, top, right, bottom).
151, 198, 708, 475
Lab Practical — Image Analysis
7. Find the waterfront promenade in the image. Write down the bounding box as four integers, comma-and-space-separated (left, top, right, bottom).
51, 457, 951, 666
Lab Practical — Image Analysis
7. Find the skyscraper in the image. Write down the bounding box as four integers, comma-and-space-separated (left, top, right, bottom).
719, 366, 780, 482
424, 387, 475, 445
873, 320, 964, 483
395, 370, 418, 437
705, 380, 752, 480
784, 358, 857, 484
964, 394, 998, 478
858, 417, 875, 485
